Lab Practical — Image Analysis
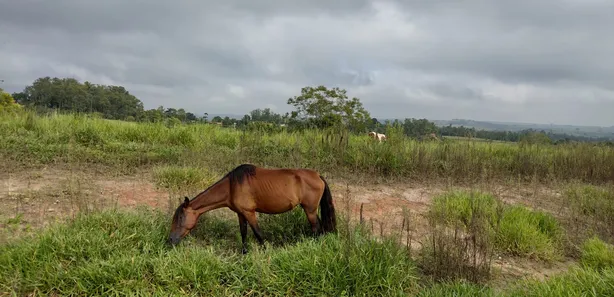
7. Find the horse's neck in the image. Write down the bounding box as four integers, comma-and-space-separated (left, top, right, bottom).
190, 179, 230, 215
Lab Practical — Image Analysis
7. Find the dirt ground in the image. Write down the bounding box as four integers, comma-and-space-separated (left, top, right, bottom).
0, 165, 575, 286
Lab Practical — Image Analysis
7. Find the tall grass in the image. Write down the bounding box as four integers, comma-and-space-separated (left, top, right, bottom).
420, 191, 565, 283
2, 110, 614, 182
2, 207, 612, 296
507, 267, 614, 297
580, 236, 614, 270
564, 184, 614, 245
0, 208, 420, 296
420, 191, 502, 283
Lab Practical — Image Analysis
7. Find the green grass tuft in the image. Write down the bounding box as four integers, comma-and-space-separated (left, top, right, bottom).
417, 281, 495, 297
507, 267, 614, 297
496, 205, 564, 261
580, 236, 614, 270
425, 191, 565, 267
565, 184, 614, 244
153, 165, 219, 191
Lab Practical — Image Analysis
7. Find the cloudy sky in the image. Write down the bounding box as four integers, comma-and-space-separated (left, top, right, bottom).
1, 0, 613, 126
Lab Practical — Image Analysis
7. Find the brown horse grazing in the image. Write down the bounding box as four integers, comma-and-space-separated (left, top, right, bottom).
168, 164, 337, 253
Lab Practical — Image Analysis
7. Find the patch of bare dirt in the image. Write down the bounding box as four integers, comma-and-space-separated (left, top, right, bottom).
0, 167, 171, 238
491, 256, 578, 288
97, 179, 170, 209
327, 179, 572, 284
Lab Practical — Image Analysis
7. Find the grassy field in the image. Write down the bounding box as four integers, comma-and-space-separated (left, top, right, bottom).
2, 110, 614, 296
2, 110, 614, 183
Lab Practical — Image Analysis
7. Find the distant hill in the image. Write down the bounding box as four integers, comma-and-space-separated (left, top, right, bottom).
375, 117, 614, 140
205, 112, 614, 140
432, 119, 614, 139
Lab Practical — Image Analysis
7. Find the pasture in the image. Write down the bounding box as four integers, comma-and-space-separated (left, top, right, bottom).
1, 110, 614, 296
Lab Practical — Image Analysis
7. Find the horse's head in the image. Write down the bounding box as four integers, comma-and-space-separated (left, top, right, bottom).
168, 197, 199, 246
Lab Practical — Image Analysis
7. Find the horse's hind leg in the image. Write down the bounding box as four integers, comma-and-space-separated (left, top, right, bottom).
301, 203, 321, 236
243, 211, 265, 246
237, 213, 248, 254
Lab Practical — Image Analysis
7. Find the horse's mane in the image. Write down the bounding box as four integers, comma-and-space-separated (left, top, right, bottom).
188, 163, 257, 202
226, 163, 257, 187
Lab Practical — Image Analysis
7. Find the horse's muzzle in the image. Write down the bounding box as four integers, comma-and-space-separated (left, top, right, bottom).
168, 236, 181, 246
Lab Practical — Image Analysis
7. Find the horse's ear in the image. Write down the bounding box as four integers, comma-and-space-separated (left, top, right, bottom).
182, 197, 190, 208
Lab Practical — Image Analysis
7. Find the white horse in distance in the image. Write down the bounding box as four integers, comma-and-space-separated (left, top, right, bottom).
368, 131, 387, 142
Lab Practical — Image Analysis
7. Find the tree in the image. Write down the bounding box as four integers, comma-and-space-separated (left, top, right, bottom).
0, 88, 22, 113
402, 118, 438, 138
249, 108, 283, 124
185, 112, 197, 122
520, 130, 552, 145
13, 76, 144, 120
287, 85, 371, 131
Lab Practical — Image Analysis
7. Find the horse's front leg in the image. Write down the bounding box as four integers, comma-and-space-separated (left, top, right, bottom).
237, 213, 248, 254
243, 211, 265, 246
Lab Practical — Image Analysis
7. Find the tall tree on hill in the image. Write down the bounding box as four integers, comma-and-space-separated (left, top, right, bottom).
246, 108, 284, 124
286, 85, 371, 132
13, 76, 144, 120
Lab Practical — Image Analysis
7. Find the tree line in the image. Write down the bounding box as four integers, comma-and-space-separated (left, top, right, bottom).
7, 76, 612, 144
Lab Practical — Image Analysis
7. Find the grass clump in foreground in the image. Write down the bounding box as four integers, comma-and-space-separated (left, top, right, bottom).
564, 184, 614, 245
507, 267, 614, 297
496, 205, 564, 261
0, 208, 420, 296
420, 191, 501, 283
580, 236, 614, 270
420, 191, 565, 283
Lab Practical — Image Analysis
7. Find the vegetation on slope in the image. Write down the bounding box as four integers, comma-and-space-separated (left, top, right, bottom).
12, 76, 614, 143
3, 110, 614, 183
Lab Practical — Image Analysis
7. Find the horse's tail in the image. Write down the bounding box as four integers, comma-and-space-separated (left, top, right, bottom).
318, 175, 337, 233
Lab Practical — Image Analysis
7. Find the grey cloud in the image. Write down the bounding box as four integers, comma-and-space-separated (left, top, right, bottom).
1, 0, 613, 126
425, 83, 486, 102
390, 0, 614, 88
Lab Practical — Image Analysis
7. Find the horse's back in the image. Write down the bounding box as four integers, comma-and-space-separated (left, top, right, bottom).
240, 167, 324, 213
